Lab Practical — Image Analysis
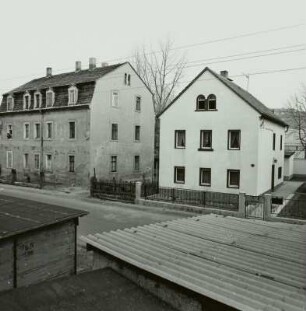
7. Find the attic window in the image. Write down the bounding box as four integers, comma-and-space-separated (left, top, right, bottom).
34, 91, 42, 109
196, 95, 206, 110
207, 94, 216, 110
7, 95, 14, 111
23, 92, 31, 110
68, 86, 78, 105
124, 73, 131, 86
46, 88, 55, 107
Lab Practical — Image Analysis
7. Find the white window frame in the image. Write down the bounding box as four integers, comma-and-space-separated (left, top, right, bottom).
7, 95, 14, 111
227, 169, 240, 188
199, 168, 211, 186
7, 124, 13, 139
45, 154, 52, 171
228, 130, 241, 150
175, 130, 186, 149
111, 90, 119, 107
135, 125, 140, 141
34, 122, 41, 140
24, 122, 30, 140
46, 121, 53, 139
68, 85, 78, 105
23, 92, 31, 110
24, 153, 29, 169
34, 153, 40, 170
68, 121, 76, 140
135, 96, 141, 112
134, 155, 140, 171
46, 88, 55, 107
34, 91, 42, 109
174, 166, 185, 184
200, 130, 212, 150
6, 151, 13, 168
111, 123, 118, 141
110, 155, 117, 172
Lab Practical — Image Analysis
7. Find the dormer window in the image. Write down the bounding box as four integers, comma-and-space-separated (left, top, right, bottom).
7, 95, 14, 111
23, 92, 31, 110
207, 94, 217, 110
196, 95, 206, 110
34, 91, 42, 109
68, 86, 78, 105
46, 88, 55, 107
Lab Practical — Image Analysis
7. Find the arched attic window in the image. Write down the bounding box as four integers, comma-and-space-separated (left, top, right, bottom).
68, 85, 78, 105
34, 91, 42, 109
46, 88, 55, 107
23, 91, 31, 110
207, 94, 217, 110
7, 95, 14, 111
196, 95, 206, 110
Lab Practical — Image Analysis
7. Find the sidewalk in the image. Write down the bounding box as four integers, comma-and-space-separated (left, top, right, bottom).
271, 181, 304, 199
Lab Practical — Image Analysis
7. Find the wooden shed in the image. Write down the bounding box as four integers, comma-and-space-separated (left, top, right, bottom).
0, 195, 87, 291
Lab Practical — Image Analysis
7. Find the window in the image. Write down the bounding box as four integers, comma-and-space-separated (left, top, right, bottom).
196, 95, 206, 110
6, 151, 13, 168
199, 168, 211, 186
7, 124, 13, 139
278, 167, 282, 179
127, 74, 131, 86
24, 153, 29, 169
135, 96, 141, 111
23, 92, 31, 110
124, 73, 127, 85
174, 166, 185, 184
200, 130, 212, 150
24, 123, 30, 139
111, 123, 118, 140
46, 122, 53, 139
34, 154, 40, 170
69, 121, 76, 139
69, 155, 75, 172
34, 91, 42, 109
111, 156, 117, 172
7, 95, 14, 111
227, 170, 240, 188
134, 155, 140, 171
135, 125, 140, 141
46, 89, 55, 107
175, 130, 186, 148
34, 123, 41, 139
207, 94, 216, 110
68, 86, 78, 105
228, 130, 241, 150
111, 90, 119, 107
273, 133, 276, 150
45, 154, 52, 171
280, 135, 283, 151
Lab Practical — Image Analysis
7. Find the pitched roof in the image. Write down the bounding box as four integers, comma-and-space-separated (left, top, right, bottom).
4, 63, 125, 94
158, 67, 288, 127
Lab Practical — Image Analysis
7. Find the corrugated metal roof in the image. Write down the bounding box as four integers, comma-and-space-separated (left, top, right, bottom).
0, 194, 88, 240
82, 214, 306, 311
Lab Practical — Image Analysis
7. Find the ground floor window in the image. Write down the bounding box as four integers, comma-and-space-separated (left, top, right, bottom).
69, 155, 75, 172
174, 166, 185, 184
46, 154, 52, 171
111, 156, 117, 172
24, 153, 29, 169
278, 167, 282, 179
6, 151, 13, 168
34, 154, 40, 170
199, 168, 211, 186
227, 169, 240, 188
134, 155, 140, 171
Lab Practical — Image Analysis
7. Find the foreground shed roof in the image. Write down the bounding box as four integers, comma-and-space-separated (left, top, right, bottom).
82, 214, 306, 311
0, 194, 88, 240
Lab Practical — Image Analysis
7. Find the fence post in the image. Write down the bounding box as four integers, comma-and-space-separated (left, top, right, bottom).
135, 181, 142, 204
263, 194, 272, 220
238, 193, 246, 218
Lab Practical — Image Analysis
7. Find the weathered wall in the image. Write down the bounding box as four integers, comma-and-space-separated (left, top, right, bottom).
0, 107, 90, 186
159, 70, 261, 195
90, 63, 155, 181
0, 240, 14, 291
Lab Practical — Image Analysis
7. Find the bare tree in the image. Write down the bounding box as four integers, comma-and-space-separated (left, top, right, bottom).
287, 86, 306, 158
133, 39, 186, 114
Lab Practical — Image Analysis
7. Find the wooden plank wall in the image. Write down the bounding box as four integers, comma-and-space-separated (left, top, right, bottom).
0, 240, 14, 291
16, 220, 76, 287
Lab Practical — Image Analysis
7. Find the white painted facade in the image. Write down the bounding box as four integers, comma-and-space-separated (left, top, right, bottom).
90, 63, 155, 181
159, 69, 285, 196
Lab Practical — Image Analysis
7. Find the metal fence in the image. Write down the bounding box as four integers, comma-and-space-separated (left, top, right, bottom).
141, 184, 239, 210
90, 180, 136, 203
245, 195, 264, 219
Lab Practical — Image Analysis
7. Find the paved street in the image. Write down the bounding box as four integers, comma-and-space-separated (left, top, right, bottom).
0, 184, 193, 240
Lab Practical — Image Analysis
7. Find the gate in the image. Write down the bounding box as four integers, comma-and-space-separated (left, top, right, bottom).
245, 195, 264, 219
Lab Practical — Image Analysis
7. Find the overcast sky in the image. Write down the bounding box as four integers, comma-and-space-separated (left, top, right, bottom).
0, 0, 305, 108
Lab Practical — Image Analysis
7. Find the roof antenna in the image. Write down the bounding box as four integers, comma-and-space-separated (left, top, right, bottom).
242, 73, 250, 91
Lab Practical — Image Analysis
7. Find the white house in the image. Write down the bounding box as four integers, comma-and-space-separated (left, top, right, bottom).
158, 67, 287, 196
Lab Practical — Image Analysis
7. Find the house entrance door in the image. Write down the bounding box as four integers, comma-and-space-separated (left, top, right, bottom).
271, 164, 275, 191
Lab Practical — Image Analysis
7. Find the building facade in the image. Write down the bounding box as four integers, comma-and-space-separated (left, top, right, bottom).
158, 67, 287, 196
0, 59, 155, 186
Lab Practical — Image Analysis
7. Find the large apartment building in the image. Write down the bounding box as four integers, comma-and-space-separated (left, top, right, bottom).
0, 59, 155, 186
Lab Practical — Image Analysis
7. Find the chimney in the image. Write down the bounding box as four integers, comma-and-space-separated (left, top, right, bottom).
220, 70, 228, 78
89, 57, 96, 70
46, 67, 52, 77
75, 61, 82, 72
101, 62, 109, 68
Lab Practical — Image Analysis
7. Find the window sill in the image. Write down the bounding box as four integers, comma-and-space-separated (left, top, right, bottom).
227, 185, 239, 189
228, 148, 240, 151
195, 109, 218, 112
175, 147, 186, 149
174, 181, 185, 184
198, 148, 214, 151
200, 184, 211, 187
